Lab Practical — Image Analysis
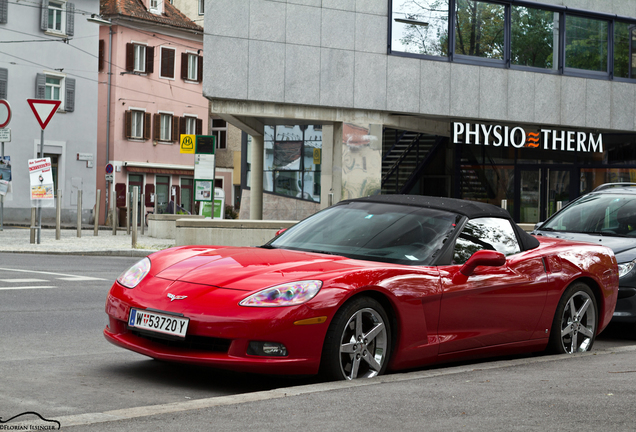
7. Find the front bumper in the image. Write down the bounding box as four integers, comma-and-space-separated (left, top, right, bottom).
612, 286, 636, 323
104, 281, 333, 375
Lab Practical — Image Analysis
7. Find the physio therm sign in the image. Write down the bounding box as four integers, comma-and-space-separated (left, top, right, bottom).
452, 122, 603, 153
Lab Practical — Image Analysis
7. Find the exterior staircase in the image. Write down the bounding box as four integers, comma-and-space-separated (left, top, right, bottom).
381, 128, 444, 195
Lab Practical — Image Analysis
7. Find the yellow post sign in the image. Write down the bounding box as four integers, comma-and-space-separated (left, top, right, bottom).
313, 148, 321, 165
180, 134, 196, 154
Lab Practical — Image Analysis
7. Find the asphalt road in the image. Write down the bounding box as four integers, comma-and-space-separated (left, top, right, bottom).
1, 252, 635, 431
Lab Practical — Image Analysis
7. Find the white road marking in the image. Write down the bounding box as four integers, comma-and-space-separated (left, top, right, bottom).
0, 278, 49, 283
0, 286, 57, 290
0, 267, 107, 281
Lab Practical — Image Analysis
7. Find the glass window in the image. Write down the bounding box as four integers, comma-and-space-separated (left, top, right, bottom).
134, 44, 146, 73
269, 202, 459, 266
45, 76, 61, 101
453, 217, 521, 264
198, 0, 204, 15
541, 193, 636, 236
155, 175, 170, 214
211, 118, 227, 149
159, 114, 172, 141
391, 0, 449, 57
185, 116, 197, 135
131, 111, 144, 139
455, 0, 505, 60
48, 1, 64, 32
181, 178, 194, 214
187, 54, 198, 81
565, 15, 608, 72
511, 6, 559, 69
251, 125, 322, 202
614, 22, 636, 79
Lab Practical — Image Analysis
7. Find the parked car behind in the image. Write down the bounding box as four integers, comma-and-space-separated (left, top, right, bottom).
533, 183, 636, 331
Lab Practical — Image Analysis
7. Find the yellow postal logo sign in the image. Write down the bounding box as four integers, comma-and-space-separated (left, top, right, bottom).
180, 134, 195, 154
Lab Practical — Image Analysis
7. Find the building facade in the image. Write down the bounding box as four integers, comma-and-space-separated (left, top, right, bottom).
204, 0, 636, 223
97, 0, 207, 224
161, 0, 243, 218
0, 0, 100, 224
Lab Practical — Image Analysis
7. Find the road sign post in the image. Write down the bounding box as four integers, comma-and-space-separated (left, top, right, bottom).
0, 99, 11, 231
27, 99, 61, 244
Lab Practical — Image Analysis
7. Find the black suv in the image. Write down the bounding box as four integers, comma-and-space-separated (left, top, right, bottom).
533, 183, 636, 330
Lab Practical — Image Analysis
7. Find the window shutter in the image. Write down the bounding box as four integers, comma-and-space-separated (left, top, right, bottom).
125, 43, 134, 71
0, 0, 8, 24
172, 115, 179, 142
179, 117, 186, 135
161, 48, 175, 78
98, 40, 105, 72
66, 2, 74, 36
40, 0, 49, 31
65, 77, 75, 112
35, 73, 46, 98
144, 112, 151, 140
144, 184, 155, 207
196, 118, 203, 135
153, 113, 159, 140
197, 55, 203, 83
0, 68, 7, 100
124, 110, 132, 139
146, 46, 154, 74
180, 53, 188, 80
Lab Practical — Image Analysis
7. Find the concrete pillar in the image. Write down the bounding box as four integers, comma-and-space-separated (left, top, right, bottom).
250, 134, 264, 220
320, 122, 344, 210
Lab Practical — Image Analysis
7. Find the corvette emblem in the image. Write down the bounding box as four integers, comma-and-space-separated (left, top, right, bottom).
167, 293, 187, 302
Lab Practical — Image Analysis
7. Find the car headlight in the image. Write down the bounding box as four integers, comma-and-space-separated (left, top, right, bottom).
617, 259, 636, 278
239, 280, 322, 307
117, 257, 151, 288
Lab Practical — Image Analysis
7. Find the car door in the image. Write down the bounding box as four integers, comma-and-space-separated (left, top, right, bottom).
437, 217, 549, 354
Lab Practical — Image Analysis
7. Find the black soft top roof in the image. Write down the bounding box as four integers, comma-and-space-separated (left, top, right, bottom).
342, 195, 540, 251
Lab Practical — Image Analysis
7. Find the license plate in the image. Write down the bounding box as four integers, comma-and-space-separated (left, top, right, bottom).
128, 308, 189, 338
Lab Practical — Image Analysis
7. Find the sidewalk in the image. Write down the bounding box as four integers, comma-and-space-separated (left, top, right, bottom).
0, 225, 175, 256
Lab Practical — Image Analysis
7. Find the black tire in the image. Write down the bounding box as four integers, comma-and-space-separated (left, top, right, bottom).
548, 282, 598, 354
321, 296, 391, 381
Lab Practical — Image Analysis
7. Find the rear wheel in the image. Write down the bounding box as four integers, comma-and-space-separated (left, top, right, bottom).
548, 282, 598, 354
321, 297, 391, 381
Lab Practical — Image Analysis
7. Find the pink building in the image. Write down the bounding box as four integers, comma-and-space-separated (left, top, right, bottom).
96, 0, 207, 224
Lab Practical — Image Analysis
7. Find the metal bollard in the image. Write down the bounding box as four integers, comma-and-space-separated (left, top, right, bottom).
94, 189, 101, 236
30, 208, 36, 244
112, 184, 117, 235
126, 192, 131, 235
132, 187, 138, 248
556, 201, 563, 212
141, 193, 145, 235
56, 189, 61, 240
501, 199, 508, 210
77, 189, 82, 238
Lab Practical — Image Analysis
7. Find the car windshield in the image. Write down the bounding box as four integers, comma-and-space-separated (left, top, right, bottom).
267, 201, 460, 265
541, 193, 636, 237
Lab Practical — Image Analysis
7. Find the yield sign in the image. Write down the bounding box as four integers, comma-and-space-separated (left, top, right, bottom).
27, 99, 62, 130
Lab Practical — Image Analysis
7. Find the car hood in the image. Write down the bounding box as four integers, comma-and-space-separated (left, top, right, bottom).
535, 230, 636, 262
153, 247, 360, 291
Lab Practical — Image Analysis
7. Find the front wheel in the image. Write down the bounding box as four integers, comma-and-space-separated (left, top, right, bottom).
548, 282, 598, 354
321, 297, 391, 381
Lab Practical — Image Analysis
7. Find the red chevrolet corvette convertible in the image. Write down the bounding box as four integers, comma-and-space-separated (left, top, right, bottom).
104, 195, 619, 380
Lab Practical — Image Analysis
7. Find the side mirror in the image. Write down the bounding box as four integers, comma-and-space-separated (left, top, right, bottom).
275, 228, 287, 236
460, 250, 506, 276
